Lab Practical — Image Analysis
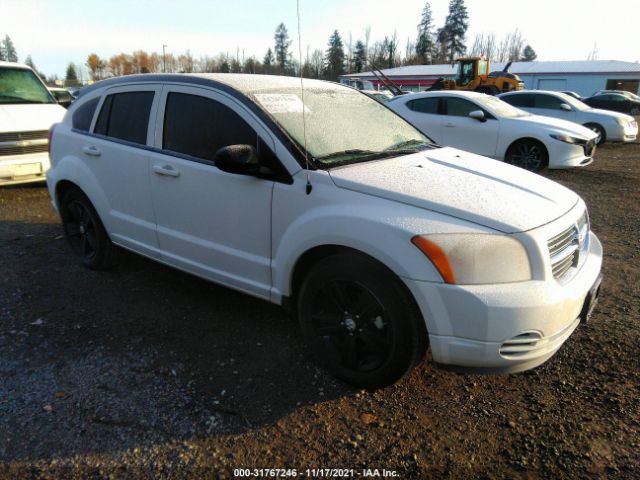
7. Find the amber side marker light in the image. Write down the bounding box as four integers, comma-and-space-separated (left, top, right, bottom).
411, 236, 457, 284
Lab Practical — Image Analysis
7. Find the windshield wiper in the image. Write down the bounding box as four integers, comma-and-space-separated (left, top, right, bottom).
383, 139, 433, 152
315, 149, 378, 162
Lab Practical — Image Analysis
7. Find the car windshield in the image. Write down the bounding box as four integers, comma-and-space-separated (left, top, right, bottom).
555, 92, 591, 111
474, 95, 530, 118
0, 67, 55, 104
252, 84, 434, 167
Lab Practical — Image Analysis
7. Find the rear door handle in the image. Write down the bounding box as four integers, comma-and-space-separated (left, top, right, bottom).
444, 123, 455, 128
82, 145, 101, 156
152, 164, 180, 177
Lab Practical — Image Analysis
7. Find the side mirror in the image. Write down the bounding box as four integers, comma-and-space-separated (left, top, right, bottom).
213, 144, 260, 175
469, 110, 486, 122
560, 103, 572, 111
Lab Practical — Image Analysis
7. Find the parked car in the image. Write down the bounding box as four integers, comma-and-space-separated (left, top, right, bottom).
0, 61, 66, 186
47, 74, 603, 388
582, 92, 640, 116
48, 87, 74, 108
499, 90, 638, 145
387, 90, 598, 172
561, 91, 583, 101
361, 90, 393, 103
592, 90, 640, 101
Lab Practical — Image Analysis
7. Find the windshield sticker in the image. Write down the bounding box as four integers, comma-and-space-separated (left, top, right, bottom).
254, 94, 311, 114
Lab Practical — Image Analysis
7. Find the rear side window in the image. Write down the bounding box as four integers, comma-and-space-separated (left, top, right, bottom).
94, 91, 154, 145
502, 94, 533, 108
163, 92, 257, 161
407, 97, 439, 114
72, 97, 99, 131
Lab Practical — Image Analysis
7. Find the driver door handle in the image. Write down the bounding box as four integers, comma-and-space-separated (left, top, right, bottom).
444, 122, 455, 127
82, 145, 101, 157
152, 164, 180, 177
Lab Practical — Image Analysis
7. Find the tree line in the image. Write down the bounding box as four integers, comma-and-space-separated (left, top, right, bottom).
2, 1, 540, 87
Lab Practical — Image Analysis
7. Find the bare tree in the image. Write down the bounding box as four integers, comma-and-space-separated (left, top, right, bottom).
495, 29, 525, 62
469, 33, 497, 59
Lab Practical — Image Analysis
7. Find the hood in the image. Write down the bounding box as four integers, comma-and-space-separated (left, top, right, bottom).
329, 147, 579, 233
0, 103, 66, 133
588, 108, 635, 122
515, 114, 598, 140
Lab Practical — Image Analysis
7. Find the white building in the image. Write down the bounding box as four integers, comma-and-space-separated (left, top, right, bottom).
339, 60, 640, 97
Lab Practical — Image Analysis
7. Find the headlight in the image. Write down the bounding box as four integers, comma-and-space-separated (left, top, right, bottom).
615, 117, 632, 127
549, 134, 585, 144
412, 234, 532, 284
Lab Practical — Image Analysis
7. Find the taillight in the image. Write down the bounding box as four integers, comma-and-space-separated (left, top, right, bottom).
47, 123, 56, 157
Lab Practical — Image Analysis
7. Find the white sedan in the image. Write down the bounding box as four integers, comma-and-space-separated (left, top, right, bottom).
387, 90, 598, 171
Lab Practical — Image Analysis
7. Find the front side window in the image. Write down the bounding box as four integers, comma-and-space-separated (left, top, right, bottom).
533, 94, 564, 110
445, 97, 479, 117
162, 93, 257, 161
94, 91, 154, 145
408, 97, 439, 114
0, 67, 55, 105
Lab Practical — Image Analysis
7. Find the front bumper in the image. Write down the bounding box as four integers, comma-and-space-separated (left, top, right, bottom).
403, 232, 603, 372
547, 142, 594, 169
0, 152, 50, 186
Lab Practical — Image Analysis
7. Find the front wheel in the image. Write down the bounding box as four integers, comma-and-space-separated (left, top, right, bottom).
297, 253, 427, 389
505, 139, 549, 172
583, 123, 606, 146
60, 188, 115, 269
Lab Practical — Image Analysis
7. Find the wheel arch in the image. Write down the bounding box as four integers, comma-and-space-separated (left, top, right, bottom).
582, 122, 606, 144
285, 244, 427, 336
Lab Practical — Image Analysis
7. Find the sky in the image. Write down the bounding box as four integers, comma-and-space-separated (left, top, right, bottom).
1, 0, 638, 78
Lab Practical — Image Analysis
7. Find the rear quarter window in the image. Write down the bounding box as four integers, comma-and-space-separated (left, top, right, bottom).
94, 91, 154, 145
72, 97, 99, 131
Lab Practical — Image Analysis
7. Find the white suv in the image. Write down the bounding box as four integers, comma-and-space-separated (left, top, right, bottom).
47, 74, 603, 388
0, 61, 66, 185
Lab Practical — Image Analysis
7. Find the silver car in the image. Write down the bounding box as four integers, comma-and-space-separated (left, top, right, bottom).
498, 90, 638, 145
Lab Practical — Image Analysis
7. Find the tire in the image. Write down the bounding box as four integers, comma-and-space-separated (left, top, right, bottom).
297, 253, 428, 389
60, 188, 115, 269
505, 139, 549, 172
583, 123, 606, 146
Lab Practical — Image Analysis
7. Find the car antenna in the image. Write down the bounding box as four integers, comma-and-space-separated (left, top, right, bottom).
296, 0, 312, 195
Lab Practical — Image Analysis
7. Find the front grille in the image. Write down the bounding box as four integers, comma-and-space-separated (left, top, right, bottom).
0, 143, 48, 157
0, 130, 48, 142
583, 139, 596, 157
548, 224, 579, 280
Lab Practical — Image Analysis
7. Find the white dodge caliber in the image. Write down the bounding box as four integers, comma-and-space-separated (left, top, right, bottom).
47, 74, 603, 388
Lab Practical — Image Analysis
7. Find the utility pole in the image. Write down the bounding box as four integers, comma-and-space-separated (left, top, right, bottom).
163, 44, 167, 72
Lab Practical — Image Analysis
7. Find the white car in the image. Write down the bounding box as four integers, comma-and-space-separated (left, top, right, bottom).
0, 61, 66, 185
47, 74, 603, 388
387, 90, 598, 172
498, 90, 638, 145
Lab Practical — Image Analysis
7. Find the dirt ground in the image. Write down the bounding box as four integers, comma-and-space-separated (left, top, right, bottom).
0, 143, 638, 479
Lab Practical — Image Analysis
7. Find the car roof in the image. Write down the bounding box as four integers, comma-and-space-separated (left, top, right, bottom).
80, 73, 344, 99
392, 90, 489, 101
0, 61, 32, 70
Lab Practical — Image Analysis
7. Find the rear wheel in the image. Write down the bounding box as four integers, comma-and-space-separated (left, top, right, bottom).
583, 123, 606, 145
297, 253, 427, 389
505, 139, 549, 172
60, 188, 115, 269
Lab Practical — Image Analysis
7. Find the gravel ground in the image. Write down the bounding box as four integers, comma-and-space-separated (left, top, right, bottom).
0, 143, 639, 479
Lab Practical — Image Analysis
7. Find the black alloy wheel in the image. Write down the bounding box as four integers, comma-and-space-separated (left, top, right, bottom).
298, 253, 427, 389
60, 188, 115, 269
506, 140, 548, 172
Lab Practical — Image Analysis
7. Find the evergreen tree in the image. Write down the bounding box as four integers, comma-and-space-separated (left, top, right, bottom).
263, 48, 274, 73
24, 55, 36, 70
416, 2, 435, 64
2, 35, 18, 62
443, 0, 469, 62
324, 30, 345, 81
353, 40, 367, 73
65, 63, 79, 86
521, 44, 537, 61
274, 23, 292, 73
